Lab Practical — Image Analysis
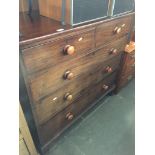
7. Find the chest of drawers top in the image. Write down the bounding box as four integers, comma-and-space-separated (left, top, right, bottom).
19, 11, 134, 49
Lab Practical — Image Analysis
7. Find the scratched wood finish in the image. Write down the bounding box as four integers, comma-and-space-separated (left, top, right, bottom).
28, 37, 126, 103
22, 28, 95, 74
38, 72, 117, 146
95, 15, 132, 47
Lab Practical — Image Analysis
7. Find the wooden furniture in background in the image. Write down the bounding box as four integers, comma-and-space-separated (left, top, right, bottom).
19, 0, 39, 12
19, 9, 134, 154
19, 104, 38, 155
37, 0, 134, 25
19, 0, 28, 12
38, 0, 71, 24
116, 41, 135, 91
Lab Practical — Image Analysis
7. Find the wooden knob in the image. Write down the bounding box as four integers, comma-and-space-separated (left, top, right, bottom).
64, 45, 75, 55
111, 48, 118, 55
64, 71, 74, 80
64, 93, 73, 101
105, 66, 112, 73
114, 26, 122, 34
66, 112, 74, 120
102, 84, 109, 90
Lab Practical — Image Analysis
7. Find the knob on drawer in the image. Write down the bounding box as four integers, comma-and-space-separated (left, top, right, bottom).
105, 66, 112, 73
64, 71, 74, 80
114, 26, 122, 34
110, 48, 118, 55
102, 84, 109, 90
66, 112, 74, 120
64, 45, 75, 55
64, 93, 73, 101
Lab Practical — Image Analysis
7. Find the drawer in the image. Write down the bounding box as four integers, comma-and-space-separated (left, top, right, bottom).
22, 28, 95, 74
38, 72, 117, 146
95, 15, 133, 47
34, 56, 121, 125
28, 38, 126, 102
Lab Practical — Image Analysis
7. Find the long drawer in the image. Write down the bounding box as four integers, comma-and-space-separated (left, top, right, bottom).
22, 28, 95, 74
28, 37, 127, 102
95, 15, 133, 47
38, 72, 117, 146
34, 55, 121, 125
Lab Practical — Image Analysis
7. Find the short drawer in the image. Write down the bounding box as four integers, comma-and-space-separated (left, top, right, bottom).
95, 15, 133, 47
22, 28, 95, 74
28, 38, 126, 102
38, 72, 117, 146
34, 56, 121, 125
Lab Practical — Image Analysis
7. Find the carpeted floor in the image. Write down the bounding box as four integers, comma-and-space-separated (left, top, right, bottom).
45, 79, 135, 155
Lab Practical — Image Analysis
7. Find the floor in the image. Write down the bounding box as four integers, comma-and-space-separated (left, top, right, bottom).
45, 80, 135, 155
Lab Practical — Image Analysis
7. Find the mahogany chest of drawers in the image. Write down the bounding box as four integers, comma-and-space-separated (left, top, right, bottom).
19, 11, 134, 154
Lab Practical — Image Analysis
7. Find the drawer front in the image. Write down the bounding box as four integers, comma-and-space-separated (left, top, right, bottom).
34, 55, 121, 125
22, 29, 95, 74
39, 72, 117, 146
66, 29, 95, 56
95, 15, 133, 47
28, 37, 126, 102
